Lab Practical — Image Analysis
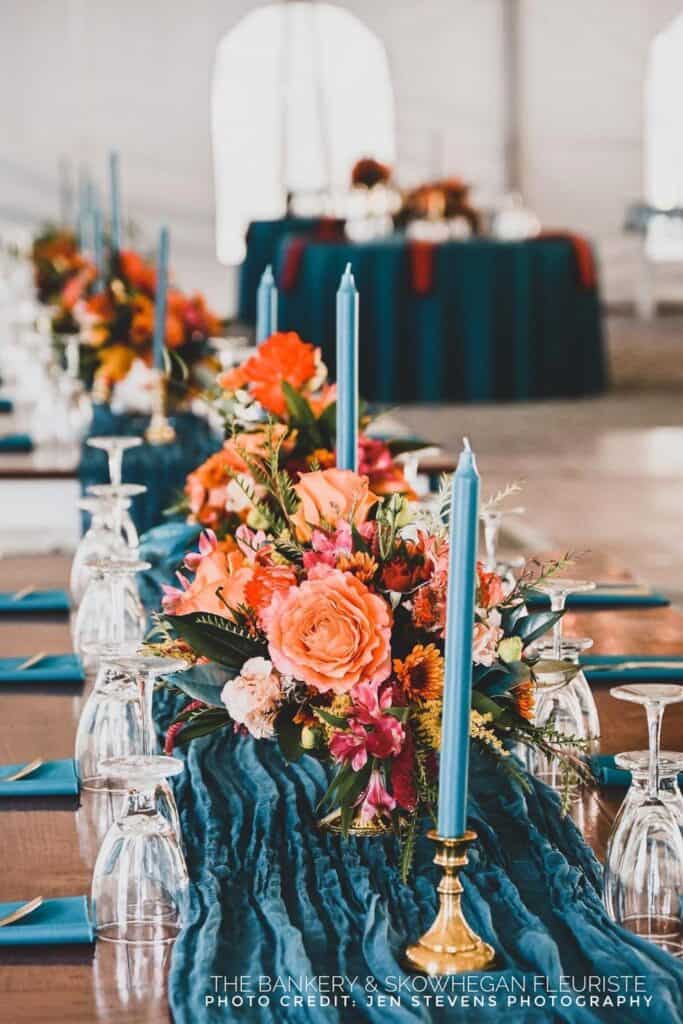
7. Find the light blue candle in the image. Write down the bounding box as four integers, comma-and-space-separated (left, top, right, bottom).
438, 437, 480, 837
78, 174, 91, 252
109, 150, 121, 253
153, 226, 170, 371
256, 264, 278, 342
335, 262, 359, 472
92, 208, 104, 293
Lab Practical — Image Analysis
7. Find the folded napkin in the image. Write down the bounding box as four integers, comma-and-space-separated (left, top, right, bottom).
526, 587, 669, 610
0, 896, 93, 946
0, 759, 79, 797
0, 398, 13, 413
0, 590, 70, 615
0, 433, 33, 453
581, 654, 683, 682
0, 653, 84, 684
590, 754, 683, 788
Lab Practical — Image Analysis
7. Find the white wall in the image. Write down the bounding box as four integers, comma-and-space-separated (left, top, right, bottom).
518, 0, 683, 302
0, 0, 675, 311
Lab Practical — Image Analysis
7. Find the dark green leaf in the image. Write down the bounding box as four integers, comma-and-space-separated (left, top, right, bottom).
511, 610, 563, 645
313, 706, 348, 729
167, 664, 231, 707
276, 703, 304, 763
167, 613, 267, 669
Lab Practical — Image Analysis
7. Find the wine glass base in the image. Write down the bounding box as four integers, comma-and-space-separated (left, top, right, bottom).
621, 914, 682, 945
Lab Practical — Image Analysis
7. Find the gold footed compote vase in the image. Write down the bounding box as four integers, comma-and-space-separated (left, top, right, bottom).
145, 370, 176, 445
404, 830, 496, 974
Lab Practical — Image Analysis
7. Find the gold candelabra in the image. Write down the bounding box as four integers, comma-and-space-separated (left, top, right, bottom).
145, 371, 176, 445
404, 829, 496, 975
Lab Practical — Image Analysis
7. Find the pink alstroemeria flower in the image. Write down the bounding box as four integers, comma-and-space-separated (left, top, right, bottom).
349, 681, 405, 759
329, 720, 369, 771
183, 529, 218, 572
235, 524, 269, 561
161, 570, 191, 614
302, 522, 353, 571
357, 768, 396, 824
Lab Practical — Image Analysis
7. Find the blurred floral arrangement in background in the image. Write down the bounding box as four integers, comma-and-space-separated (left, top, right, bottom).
31, 226, 87, 306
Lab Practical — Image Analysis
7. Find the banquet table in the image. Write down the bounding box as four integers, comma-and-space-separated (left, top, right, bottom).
238, 219, 607, 404
1, 552, 682, 1022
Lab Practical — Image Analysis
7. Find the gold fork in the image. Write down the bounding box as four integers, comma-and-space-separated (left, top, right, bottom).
0, 897, 43, 928
0, 759, 43, 782
10, 585, 37, 602
16, 652, 46, 671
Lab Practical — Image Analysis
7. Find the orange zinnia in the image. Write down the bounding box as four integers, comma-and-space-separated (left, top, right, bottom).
393, 644, 444, 702
245, 564, 297, 619
119, 250, 156, 294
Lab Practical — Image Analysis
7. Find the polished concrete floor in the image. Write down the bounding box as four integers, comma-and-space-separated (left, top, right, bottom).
393, 314, 683, 602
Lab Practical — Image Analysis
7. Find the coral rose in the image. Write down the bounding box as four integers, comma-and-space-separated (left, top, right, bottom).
172, 548, 253, 619
291, 469, 378, 542
264, 566, 392, 694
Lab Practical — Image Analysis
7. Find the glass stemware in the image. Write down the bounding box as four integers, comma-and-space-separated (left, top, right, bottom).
86, 436, 143, 488
88, 483, 147, 552
603, 684, 683, 954
534, 578, 596, 659
72, 558, 149, 671
91, 755, 189, 945
106, 656, 188, 755
70, 496, 131, 607
535, 637, 600, 745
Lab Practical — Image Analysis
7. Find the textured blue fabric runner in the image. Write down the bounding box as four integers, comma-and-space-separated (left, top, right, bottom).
80, 404, 220, 535
151, 693, 683, 1024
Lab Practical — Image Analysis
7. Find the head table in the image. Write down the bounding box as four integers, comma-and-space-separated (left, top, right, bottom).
238, 218, 606, 404
0, 551, 681, 1023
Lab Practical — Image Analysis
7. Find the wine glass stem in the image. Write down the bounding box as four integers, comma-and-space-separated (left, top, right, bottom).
110, 575, 125, 649
126, 786, 156, 817
645, 701, 663, 802
142, 672, 155, 756
550, 593, 565, 660
484, 520, 499, 573
109, 449, 123, 488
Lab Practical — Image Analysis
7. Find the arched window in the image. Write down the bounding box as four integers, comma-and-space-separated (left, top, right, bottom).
211, 2, 395, 265
645, 14, 683, 208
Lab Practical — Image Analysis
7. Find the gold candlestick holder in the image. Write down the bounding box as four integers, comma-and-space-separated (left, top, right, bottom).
145, 371, 176, 445
404, 829, 496, 975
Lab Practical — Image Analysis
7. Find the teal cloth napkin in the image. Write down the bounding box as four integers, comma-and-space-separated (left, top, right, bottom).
526, 588, 669, 609
591, 753, 683, 787
0, 653, 83, 684
0, 759, 79, 797
0, 433, 33, 453
0, 896, 93, 946
0, 590, 70, 614
582, 653, 683, 682
0, 398, 13, 413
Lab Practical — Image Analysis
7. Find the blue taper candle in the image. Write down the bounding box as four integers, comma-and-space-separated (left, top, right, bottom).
78, 175, 92, 252
256, 264, 278, 343
92, 208, 104, 293
109, 150, 121, 253
335, 262, 359, 472
153, 226, 170, 371
438, 437, 480, 837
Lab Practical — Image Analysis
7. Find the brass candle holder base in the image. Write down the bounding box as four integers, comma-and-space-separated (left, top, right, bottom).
404, 829, 496, 975
144, 373, 176, 446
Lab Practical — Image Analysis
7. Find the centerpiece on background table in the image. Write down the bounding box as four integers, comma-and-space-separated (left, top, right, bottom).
150, 443, 581, 879
50, 243, 221, 412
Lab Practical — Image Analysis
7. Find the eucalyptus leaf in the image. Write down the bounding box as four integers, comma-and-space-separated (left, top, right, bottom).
511, 610, 563, 645
167, 663, 231, 707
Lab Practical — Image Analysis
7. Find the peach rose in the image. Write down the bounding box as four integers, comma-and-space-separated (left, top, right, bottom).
173, 548, 253, 618
264, 565, 392, 694
291, 469, 378, 542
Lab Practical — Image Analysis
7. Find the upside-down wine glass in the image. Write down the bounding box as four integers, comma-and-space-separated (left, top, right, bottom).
70, 496, 130, 607
105, 656, 188, 756
72, 557, 149, 672
86, 436, 143, 488
91, 755, 189, 945
524, 659, 588, 793
535, 636, 600, 746
534, 578, 596, 660
603, 684, 683, 955
87, 482, 147, 552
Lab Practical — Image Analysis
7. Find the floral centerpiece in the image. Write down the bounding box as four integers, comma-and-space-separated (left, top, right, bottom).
51, 248, 221, 405
174, 331, 422, 535
151, 444, 580, 878
31, 226, 87, 306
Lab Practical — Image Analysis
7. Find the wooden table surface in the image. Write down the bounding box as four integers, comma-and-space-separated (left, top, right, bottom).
0, 553, 681, 1023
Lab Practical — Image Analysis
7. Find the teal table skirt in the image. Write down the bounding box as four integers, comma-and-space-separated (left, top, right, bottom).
79, 405, 220, 535
239, 217, 323, 324
154, 691, 682, 1024
239, 224, 607, 404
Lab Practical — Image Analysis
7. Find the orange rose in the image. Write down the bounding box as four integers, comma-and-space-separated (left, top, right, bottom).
245, 564, 298, 620
264, 566, 392, 693
220, 332, 318, 415
119, 250, 156, 294
173, 548, 253, 618
291, 469, 378, 542
165, 312, 185, 348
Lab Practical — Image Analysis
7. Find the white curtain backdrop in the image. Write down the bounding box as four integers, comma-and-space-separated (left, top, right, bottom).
212, 1, 395, 265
